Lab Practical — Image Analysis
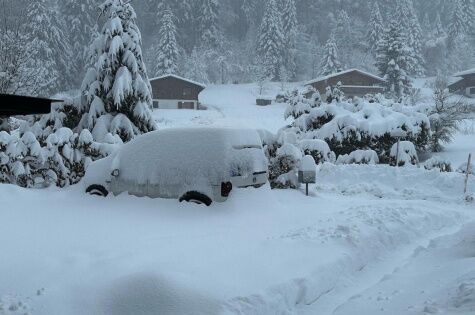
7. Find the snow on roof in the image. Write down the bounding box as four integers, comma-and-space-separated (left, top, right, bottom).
452, 68, 475, 77
149, 74, 207, 88
305, 69, 386, 85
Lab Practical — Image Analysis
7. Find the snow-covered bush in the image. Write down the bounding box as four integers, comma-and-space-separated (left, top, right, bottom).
0, 128, 116, 188
336, 150, 379, 165
285, 94, 430, 163
389, 141, 419, 167
284, 87, 322, 120
423, 157, 452, 172
269, 142, 302, 189
299, 139, 336, 165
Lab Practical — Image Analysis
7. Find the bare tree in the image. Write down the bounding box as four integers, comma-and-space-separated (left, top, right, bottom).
428, 74, 474, 152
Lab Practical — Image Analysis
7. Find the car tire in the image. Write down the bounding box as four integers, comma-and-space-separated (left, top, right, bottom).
86, 184, 109, 197
179, 191, 212, 206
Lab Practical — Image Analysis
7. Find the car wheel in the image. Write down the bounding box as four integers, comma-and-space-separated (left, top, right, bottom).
179, 191, 212, 206
86, 184, 109, 197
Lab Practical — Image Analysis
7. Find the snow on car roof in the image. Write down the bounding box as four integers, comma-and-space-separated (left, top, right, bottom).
116, 128, 262, 186
149, 74, 207, 89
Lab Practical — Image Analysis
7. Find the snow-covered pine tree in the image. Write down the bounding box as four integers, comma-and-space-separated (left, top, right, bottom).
393, 0, 424, 76
434, 13, 446, 37
61, 0, 99, 86
320, 34, 342, 76
367, 2, 384, 56
406, 0, 425, 75
149, 7, 179, 77
333, 9, 352, 67
281, 0, 298, 80
447, 0, 466, 49
421, 13, 431, 33
462, 0, 475, 30
257, 0, 286, 81
198, 0, 222, 50
183, 48, 209, 84
376, 20, 412, 98
80, 0, 156, 142
25, 0, 73, 93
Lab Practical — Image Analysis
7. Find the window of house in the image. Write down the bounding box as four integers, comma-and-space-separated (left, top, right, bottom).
152, 100, 159, 109
178, 102, 195, 109
469, 87, 475, 95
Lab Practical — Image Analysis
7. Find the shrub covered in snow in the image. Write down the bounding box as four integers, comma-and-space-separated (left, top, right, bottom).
284, 92, 430, 163
336, 150, 379, 165
389, 141, 419, 167
298, 139, 336, 165
269, 142, 302, 189
424, 157, 452, 172
0, 128, 116, 188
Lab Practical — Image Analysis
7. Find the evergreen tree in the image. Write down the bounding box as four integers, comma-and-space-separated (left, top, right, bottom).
448, 0, 466, 49
198, 0, 222, 50
376, 20, 412, 98
434, 13, 446, 37
320, 34, 342, 76
462, 0, 475, 30
257, 0, 286, 81
281, 0, 298, 80
393, 0, 425, 76
150, 7, 179, 76
25, 0, 73, 93
183, 48, 209, 84
80, 0, 156, 142
61, 0, 98, 85
367, 2, 384, 56
421, 13, 431, 33
333, 9, 352, 67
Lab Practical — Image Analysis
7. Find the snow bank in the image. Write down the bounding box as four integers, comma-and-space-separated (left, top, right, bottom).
337, 149, 379, 165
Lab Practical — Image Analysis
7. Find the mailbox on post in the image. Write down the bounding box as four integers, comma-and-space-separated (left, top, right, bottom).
298, 155, 316, 196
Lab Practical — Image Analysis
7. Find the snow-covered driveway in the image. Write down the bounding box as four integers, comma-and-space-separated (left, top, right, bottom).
0, 165, 474, 314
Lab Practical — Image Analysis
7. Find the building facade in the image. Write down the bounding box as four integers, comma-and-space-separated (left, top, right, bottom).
149, 74, 206, 110
306, 69, 386, 98
448, 69, 475, 98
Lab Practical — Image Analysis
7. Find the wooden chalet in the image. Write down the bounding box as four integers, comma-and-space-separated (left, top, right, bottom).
306, 69, 386, 98
0, 94, 58, 117
149, 74, 206, 110
448, 68, 475, 98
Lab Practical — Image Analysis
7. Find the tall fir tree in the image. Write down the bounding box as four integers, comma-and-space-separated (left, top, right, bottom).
149, 7, 179, 77
393, 0, 425, 76
333, 9, 352, 67
61, 0, 98, 86
198, 0, 222, 50
257, 0, 285, 81
183, 48, 209, 84
80, 0, 156, 142
281, 0, 298, 80
25, 0, 73, 94
367, 2, 384, 56
448, 0, 466, 49
434, 12, 446, 37
320, 34, 342, 76
462, 0, 475, 30
376, 20, 412, 98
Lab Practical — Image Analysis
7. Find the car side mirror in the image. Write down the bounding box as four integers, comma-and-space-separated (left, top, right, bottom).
111, 169, 120, 177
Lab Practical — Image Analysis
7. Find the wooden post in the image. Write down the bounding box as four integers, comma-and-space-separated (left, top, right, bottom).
464, 153, 472, 194
306, 183, 309, 196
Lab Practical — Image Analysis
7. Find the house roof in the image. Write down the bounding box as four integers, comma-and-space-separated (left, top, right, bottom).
452, 68, 475, 77
149, 74, 207, 89
305, 69, 386, 85
0, 94, 61, 116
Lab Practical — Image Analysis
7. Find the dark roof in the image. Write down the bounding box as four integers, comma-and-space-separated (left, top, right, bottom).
306, 69, 386, 85
0, 94, 61, 116
149, 74, 207, 88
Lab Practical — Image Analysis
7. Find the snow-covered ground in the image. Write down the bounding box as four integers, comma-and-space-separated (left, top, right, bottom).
2, 82, 475, 315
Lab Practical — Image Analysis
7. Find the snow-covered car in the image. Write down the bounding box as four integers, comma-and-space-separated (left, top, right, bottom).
82, 128, 268, 206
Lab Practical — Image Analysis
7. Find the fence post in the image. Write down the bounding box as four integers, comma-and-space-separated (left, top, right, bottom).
464, 154, 472, 194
